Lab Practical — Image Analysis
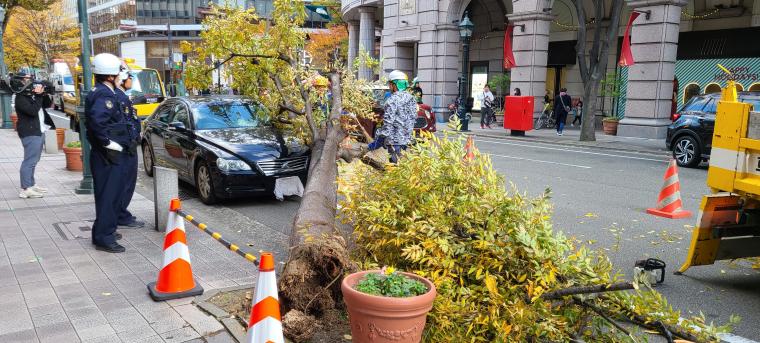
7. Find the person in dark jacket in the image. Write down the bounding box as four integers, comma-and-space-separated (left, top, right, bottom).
115, 66, 145, 229
15, 75, 55, 198
553, 87, 572, 136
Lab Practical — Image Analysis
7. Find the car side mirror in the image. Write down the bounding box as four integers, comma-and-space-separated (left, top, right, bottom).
168, 121, 186, 131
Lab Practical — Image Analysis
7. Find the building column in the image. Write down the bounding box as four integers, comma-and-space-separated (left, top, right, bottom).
618, 0, 686, 139
347, 20, 360, 73
358, 7, 376, 80
506, 11, 553, 117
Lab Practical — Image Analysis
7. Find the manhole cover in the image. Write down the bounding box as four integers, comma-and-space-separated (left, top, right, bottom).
53, 220, 94, 240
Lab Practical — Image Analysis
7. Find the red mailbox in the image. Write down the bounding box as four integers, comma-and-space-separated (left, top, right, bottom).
503, 96, 534, 135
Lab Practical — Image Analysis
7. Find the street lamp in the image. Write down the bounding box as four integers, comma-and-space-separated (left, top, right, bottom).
75, 0, 94, 194
0, 6, 13, 129
457, 12, 474, 131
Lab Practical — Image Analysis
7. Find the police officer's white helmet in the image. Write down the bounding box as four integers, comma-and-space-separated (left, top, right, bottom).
92, 53, 122, 76
388, 70, 408, 82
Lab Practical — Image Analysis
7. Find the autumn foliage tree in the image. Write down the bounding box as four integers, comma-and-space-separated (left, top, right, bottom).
305, 25, 348, 71
184, 1, 374, 339
3, 1, 79, 71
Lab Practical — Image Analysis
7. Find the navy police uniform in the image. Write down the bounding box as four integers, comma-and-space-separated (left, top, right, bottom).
85, 82, 131, 247
115, 87, 140, 226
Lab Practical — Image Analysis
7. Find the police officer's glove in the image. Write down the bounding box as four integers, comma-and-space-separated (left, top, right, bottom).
105, 141, 123, 152
367, 136, 385, 151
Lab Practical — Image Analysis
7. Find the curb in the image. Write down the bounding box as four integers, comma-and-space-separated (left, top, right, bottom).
194, 284, 254, 343
439, 128, 672, 158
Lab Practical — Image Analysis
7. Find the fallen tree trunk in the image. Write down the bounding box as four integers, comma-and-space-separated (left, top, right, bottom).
277, 73, 358, 341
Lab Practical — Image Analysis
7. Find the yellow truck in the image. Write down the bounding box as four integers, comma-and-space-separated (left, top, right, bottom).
677, 65, 760, 274
64, 58, 166, 122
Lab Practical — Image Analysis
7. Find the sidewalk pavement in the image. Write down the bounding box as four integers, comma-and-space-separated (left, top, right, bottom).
0, 128, 278, 342
436, 119, 671, 156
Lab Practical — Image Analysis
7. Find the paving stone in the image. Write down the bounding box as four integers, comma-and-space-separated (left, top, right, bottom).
0, 304, 34, 335
82, 333, 121, 343
73, 323, 116, 342
28, 303, 69, 328
21, 281, 59, 308
173, 304, 225, 336
0, 328, 39, 343
105, 307, 150, 333
115, 323, 158, 342
141, 307, 188, 334
12, 262, 48, 284
35, 322, 80, 343
159, 326, 201, 343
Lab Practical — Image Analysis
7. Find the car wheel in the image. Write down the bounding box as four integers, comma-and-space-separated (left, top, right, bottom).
142, 143, 154, 177
195, 161, 217, 205
673, 135, 701, 168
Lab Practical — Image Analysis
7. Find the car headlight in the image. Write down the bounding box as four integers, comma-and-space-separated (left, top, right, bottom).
216, 158, 251, 172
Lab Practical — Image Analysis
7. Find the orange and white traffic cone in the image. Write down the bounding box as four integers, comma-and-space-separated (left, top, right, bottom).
647, 159, 692, 219
246, 252, 284, 343
464, 136, 476, 161
147, 198, 204, 301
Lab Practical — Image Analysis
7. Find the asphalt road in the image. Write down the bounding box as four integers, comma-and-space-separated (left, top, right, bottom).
49, 109, 758, 339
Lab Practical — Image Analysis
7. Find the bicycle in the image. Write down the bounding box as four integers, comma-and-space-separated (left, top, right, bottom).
448, 99, 472, 122
534, 103, 555, 130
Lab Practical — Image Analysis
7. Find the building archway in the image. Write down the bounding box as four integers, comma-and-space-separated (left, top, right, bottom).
684, 83, 701, 102
749, 83, 760, 92
705, 83, 721, 94
736, 83, 744, 92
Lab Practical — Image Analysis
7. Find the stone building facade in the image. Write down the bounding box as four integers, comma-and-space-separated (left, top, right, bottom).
342, 0, 760, 138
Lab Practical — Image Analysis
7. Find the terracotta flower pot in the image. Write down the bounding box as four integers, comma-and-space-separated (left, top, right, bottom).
11, 113, 17, 131
342, 270, 436, 343
602, 120, 619, 135
63, 147, 83, 171
56, 128, 65, 150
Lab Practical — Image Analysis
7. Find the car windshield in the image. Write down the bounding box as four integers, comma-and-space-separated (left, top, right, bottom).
193, 101, 269, 130
680, 96, 710, 112
125, 70, 163, 98
63, 76, 73, 85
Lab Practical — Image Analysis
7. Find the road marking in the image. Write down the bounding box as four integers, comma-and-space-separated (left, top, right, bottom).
477, 138, 667, 162
489, 153, 592, 169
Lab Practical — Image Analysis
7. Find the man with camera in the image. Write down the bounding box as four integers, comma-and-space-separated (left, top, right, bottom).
86, 53, 132, 253
15, 74, 56, 198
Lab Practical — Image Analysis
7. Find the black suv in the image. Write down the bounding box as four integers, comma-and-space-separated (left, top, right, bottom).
666, 92, 760, 168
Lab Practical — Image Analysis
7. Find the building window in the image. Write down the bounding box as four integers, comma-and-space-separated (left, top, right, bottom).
705, 83, 721, 94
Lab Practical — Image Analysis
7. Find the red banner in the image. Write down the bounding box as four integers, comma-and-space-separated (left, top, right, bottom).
618, 12, 640, 67
503, 25, 516, 69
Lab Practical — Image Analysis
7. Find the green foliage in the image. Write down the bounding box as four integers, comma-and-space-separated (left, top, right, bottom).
489, 73, 511, 97
65, 141, 80, 148
338, 132, 734, 342
355, 268, 428, 298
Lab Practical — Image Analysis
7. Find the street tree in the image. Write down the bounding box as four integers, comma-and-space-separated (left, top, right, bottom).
184, 1, 374, 338
571, 0, 625, 141
3, 2, 79, 70
305, 24, 348, 71
0, 0, 56, 30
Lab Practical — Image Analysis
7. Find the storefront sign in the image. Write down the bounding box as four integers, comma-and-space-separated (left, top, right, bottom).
400, 0, 416, 15
713, 66, 759, 81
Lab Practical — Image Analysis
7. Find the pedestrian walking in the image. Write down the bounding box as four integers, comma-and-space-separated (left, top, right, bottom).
368, 70, 417, 163
86, 53, 131, 253
115, 65, 145, 229
479, 85, 495, 129
15, 74, 55, 198
572, 99, 583, 127
553, 87, 572, 136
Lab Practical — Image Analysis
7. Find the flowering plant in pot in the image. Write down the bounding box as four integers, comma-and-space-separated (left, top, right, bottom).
63, 141, 83, 171
341, 267, 436, 343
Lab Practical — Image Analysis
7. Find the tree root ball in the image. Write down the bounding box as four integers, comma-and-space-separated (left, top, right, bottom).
278, 237, 357, 341
282, 310, 320, 342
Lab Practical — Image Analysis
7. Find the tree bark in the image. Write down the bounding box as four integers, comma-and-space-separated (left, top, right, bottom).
277, 73, 358, 341
580, 81, 599, 141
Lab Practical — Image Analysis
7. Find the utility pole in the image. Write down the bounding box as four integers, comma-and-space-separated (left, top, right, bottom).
75, 0, 94, 194
0, 6, 13, 129
167, 22, 173, 96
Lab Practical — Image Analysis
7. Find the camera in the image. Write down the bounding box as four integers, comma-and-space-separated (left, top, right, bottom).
0, 73, 55, 96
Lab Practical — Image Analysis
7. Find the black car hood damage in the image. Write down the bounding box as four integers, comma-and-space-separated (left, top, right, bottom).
194, 126, 308, 161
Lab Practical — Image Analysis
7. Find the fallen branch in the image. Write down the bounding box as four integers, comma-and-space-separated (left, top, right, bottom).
541, 282, 635, 300
573, 298, 631, 336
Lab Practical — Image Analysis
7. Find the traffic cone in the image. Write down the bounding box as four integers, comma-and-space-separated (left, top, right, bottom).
464, 136, 476, 161
147, 198, 204, 301
647, 159, 692, 219
246, 252, 284, 343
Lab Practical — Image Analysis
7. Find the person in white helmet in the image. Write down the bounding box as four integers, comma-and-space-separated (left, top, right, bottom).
368, 70, 417, 163
86, 53, 130, 253
115, 62, 145, 230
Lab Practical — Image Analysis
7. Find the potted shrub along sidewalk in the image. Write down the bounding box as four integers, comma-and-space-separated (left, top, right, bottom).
341, 267, 436, 343
63, 141, 82, 171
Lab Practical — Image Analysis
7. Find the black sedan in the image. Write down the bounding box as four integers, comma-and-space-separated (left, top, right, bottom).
141, 96, 310, 204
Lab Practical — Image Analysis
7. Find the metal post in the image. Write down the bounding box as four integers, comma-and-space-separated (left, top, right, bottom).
458, 37, 471, 131
0, 6, 13, 129
167, 22, 173, 96
76, 0, 94, 194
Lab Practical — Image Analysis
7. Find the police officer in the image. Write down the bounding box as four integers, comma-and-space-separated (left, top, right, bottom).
115, 64, 145, 229
86, 53, 130, 253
